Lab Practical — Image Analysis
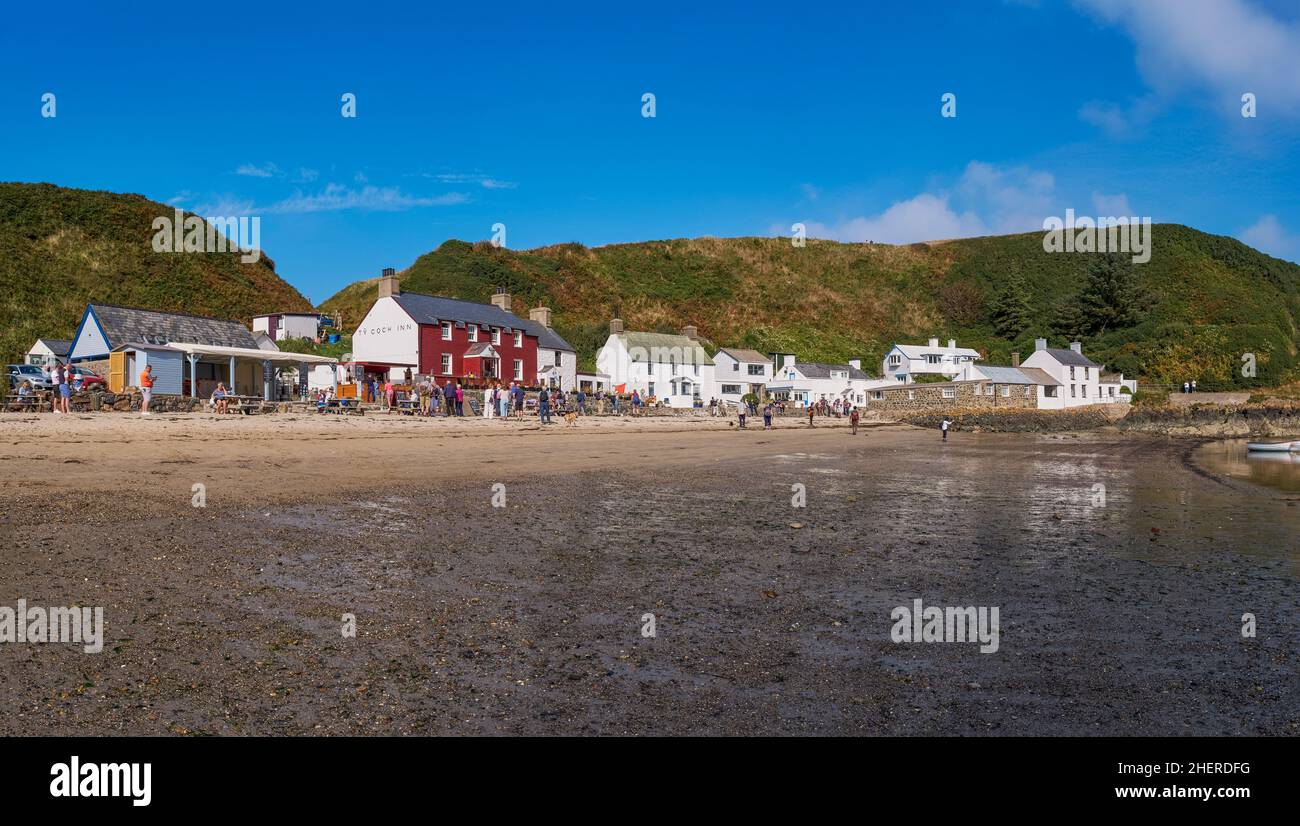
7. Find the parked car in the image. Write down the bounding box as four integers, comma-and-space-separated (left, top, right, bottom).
66, 365, 105, 388
5, 364, 54, 390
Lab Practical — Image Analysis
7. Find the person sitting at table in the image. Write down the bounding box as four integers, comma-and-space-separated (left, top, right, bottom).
211, 383, 229, 414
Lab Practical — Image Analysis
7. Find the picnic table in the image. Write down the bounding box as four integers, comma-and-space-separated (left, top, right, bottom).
212, 394, 266, 415
317, 398, 364, 415
395, 398, 420, 415
2, 393, 45, 413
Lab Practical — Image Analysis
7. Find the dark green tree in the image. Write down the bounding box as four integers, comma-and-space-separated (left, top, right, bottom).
991, 271, 1033, 339
1076, 252, 1149, 336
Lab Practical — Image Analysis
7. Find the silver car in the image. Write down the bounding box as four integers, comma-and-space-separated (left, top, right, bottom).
6, 364, 56, 390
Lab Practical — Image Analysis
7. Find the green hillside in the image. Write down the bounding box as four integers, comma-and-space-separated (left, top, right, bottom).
321, 228, 1300, 390
0, 182, 313, 364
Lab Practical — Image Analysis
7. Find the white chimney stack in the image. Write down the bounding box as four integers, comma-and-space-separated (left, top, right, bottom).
947, 338, 956, 349
928, 337, 939, 348
848, 359, 861, 370
1035, 338, 1048, 351
1070, 341, 1082, 353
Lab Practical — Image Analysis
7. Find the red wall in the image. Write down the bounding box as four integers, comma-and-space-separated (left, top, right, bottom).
418, 323, 538, 383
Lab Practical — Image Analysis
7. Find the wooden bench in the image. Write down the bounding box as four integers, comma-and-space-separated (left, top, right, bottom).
2, 393, 45, 413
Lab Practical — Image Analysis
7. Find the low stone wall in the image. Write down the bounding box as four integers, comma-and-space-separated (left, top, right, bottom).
903, 406, 1117, 433
1118, 402, 1300, 437
868, 380, 1039, 413
69, 390, 205, 413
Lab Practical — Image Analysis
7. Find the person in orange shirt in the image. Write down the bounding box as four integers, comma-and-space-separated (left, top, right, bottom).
139, 364, 154, 416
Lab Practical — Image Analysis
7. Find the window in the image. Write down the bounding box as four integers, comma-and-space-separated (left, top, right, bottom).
648, 382, 655, 397
1045, 386, 1058, 398
926, 355, 941, 364
732, 362, 739, 372
441, 322, 452, 341
889, 354, 901, 366
1084, 367, 1089, 380
513, 330, 522, 347
747, 364, 764, 376
942, 388, 955, 399
721, 384, 741, 395
440, 353, 452, 375
1001, 385, 1011, 397
831, 370, 847, 379
907, 390, 915, 400
985, 384, 994, 395
513, 359, 523, 381
492, 327, 501, 345
871, 391, 883, 400
1069, 366, 1075, 379
467, 325, 478, 343
554, 351, 561, 367
1070, 385, 1077, 398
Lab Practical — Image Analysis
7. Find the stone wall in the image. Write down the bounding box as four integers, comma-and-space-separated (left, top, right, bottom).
905, 406, 1116, 432
867, 381, 1039, 414
66, 390, 205, 413
1118, 402, 1300, 437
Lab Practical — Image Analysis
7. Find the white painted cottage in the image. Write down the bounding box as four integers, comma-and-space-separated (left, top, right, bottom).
595, 319, 713, 408
710, 348, 773, 405
767, 358, 878, 407
881, 337, 981, 383
1019, 339, 1126, 408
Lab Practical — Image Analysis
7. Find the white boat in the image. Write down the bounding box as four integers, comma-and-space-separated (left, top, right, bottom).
1246, 440, 1298, 452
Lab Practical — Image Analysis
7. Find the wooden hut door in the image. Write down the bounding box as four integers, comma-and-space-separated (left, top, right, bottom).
108, 352, 126, 393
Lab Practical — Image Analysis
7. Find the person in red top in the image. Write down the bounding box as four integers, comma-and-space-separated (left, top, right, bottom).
139, 364, 154, 416
849, 405, 860, 435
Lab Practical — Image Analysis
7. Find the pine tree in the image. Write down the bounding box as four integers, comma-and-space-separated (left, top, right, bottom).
991, 271, 1033, 339
1076, 252, 1148, 336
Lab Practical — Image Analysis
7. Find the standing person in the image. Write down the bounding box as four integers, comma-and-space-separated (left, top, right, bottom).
498, 383, 510, 419
444, 379, 456, 417
139, 364, 154, 416
763, 401, 773, 430
385, 379, 396, 411
631, 389, 640, 416
538, 386, 551, 424
576, 388, 586, 415
513, 382, 524, 418
807, 404, 814, 427
455, 382, 464, 416
1182, 381, 1189, 394
941, 417, 952, 441
55, 362, 71, 414
850, 405, 860, 435
484, 384, 495, 419
404, 367, 412, 385
737, 400, 747, 430
1191, 380, 1197, 393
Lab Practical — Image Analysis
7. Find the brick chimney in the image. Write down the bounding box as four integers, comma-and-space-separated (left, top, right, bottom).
378, 267, 400, 298
610, 318, 624, 335
490, 287, 512, 313
1011, 351, 1020, 368
681, 325, 698, 341
529, 304, 552, 329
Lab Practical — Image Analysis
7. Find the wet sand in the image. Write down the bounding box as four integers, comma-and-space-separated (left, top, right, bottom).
1, 414, 1297, 735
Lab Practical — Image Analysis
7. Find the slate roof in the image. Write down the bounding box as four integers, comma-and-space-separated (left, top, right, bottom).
973, 365, 1061, 386
892, 342, 981, 358
1040, 347, 1101, 368
715, 347, 771, 364
787, 362, 871, 380
617, 331, 713, 365
35, 339, 72, 356
391, 292, 575, 352
463, 342, 496, 357
90, 304, 259, 349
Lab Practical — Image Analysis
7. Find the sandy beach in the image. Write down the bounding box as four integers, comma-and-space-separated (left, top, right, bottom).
2, 412, 1297, 735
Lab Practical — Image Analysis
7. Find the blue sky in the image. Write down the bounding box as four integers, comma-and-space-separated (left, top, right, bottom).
2, 0, 1298, 303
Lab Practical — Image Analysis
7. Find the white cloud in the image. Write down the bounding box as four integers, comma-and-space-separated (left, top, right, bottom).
794, 162, 1058, 244
193, 196, 257, 217
1092, 191, 1134, 218
234, 162, 280, 178
430, 172, 517, 189
1239, 214, 1299, 260
264, 184, 469, 214
1076, 0, 1300, 122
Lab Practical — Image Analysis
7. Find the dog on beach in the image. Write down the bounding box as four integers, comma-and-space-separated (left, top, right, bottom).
564, 411, 579, 427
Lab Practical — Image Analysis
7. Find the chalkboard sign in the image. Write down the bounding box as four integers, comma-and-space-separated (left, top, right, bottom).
467, 398, 482, 416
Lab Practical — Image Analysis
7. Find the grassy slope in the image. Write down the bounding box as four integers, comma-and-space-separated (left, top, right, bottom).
321, 227, 1300, 389
0, 182, 313, 365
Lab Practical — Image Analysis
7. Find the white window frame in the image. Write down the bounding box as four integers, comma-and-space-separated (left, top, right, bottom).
513, 330, 522, 347
440, 353, 452, 375
513, 359, 523, 381
441, 322, 452, 341
492, 327, 501, 345
942, 387, 955, 399
468, 325, 478, 343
